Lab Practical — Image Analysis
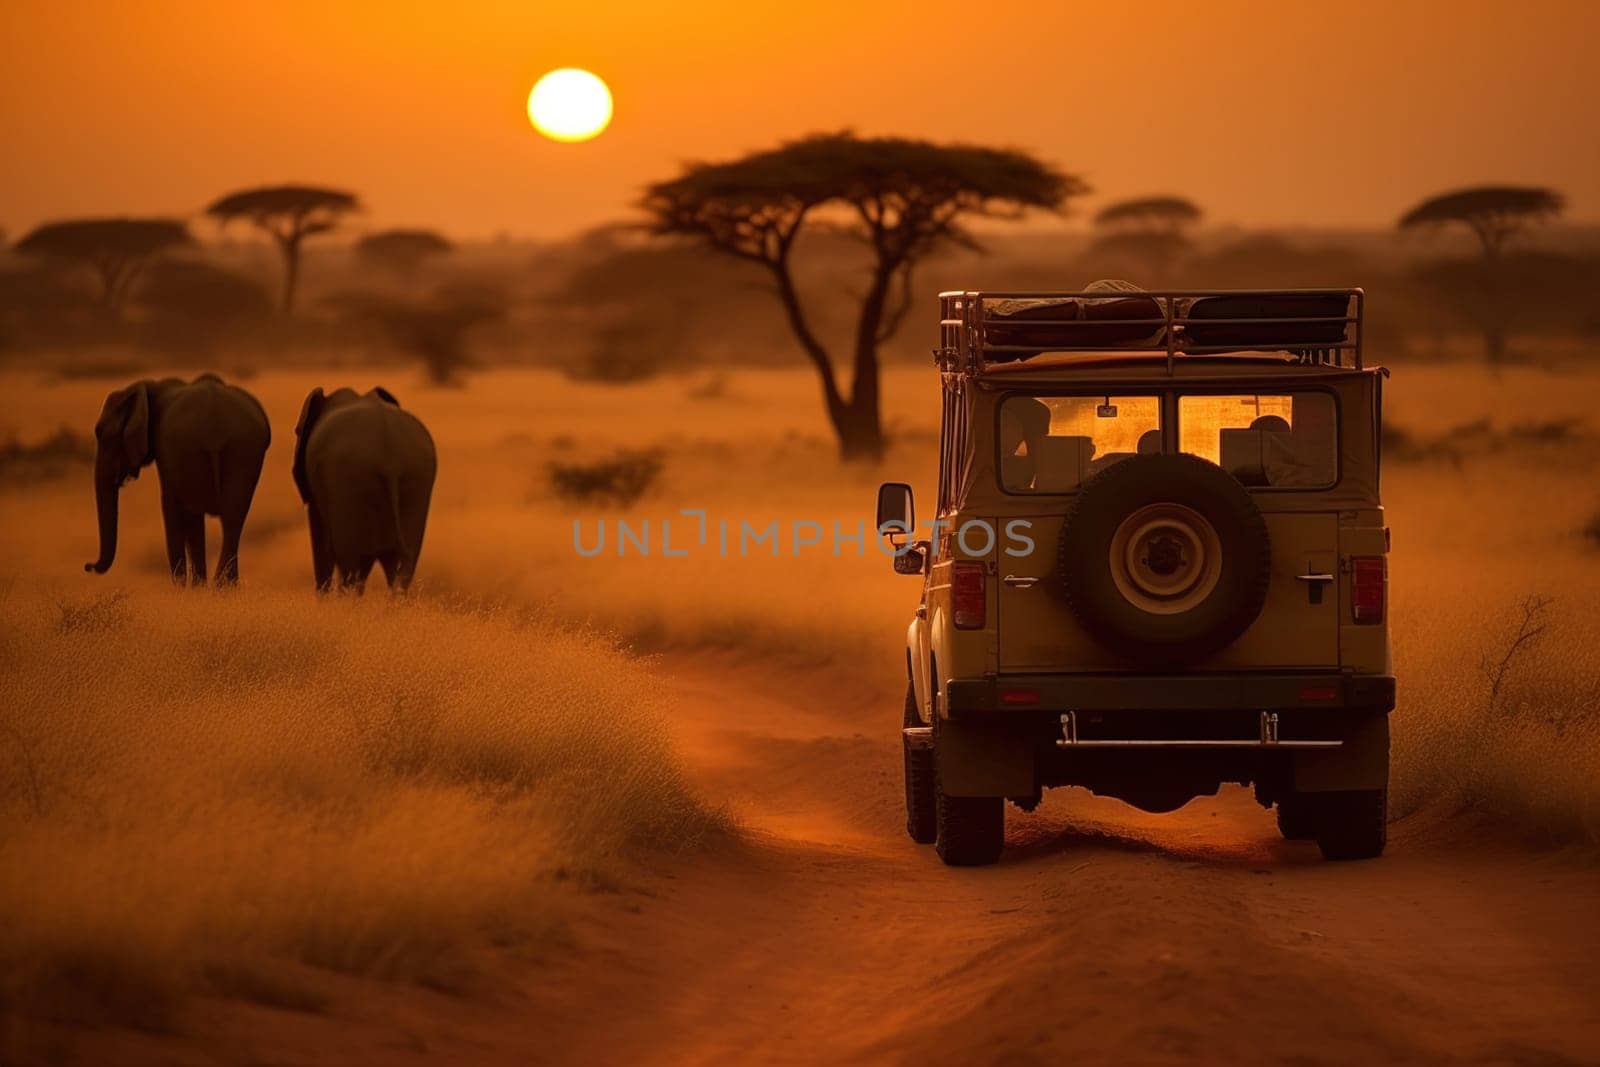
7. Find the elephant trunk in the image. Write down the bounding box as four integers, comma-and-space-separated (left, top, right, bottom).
86, 452, 120, 574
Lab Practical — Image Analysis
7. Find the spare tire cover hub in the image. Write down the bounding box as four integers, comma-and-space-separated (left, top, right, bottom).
1055, 453, 1271, 666
1109, 503, 1223, 615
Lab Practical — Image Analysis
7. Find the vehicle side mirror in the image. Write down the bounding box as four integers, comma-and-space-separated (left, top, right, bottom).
876, 482, 915, 538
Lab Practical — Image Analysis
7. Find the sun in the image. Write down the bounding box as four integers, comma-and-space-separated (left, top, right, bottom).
527, 68, 613, 143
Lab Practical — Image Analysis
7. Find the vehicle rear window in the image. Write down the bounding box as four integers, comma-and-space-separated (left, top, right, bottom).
1177, 392, 1337, 489
999, 395, 1160, 492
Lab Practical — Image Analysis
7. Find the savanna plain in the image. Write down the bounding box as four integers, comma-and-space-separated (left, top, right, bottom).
2, 359, 1599, 1064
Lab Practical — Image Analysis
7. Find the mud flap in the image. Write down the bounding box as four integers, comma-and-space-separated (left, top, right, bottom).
1292, 712, 1389, 793
937, 718, 1037, 798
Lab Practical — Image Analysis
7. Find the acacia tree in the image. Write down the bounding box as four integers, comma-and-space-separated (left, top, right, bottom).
206, 185, 359, 313
1090, 195, 1201, 282
14, 218, 191, 313
355, 228, 454, 282
1095, 196, 1201, 232
1399, 186, 1565, 258
1399, 185, 1565, 361
329, 286, 503, 386
643, 133, 1084, 459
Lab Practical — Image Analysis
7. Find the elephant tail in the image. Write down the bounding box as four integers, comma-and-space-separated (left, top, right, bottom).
385, 473, 413, 562
209, 450, 225, 511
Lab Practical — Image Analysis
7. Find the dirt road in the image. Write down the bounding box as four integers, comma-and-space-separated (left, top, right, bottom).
537, 656, 1600, 1066
93, 655, 1600, 1065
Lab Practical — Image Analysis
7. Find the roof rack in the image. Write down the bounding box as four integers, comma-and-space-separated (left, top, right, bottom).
937, 288, 1364, 376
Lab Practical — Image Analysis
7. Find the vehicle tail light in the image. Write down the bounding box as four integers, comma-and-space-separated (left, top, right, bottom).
1351, 556, 1386, 624
952, 562, 986, 629
1000, 687, 1039, 705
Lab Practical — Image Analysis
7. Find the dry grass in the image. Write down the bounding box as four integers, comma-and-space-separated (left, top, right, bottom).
1392, 587, 1600, 840
0, 357, 1597, 1044
0, 584, 723, 1032
1380, 369, 1600, 843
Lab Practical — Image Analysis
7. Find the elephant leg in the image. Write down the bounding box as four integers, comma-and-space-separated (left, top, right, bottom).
393, 552, 417, 594
218, 451, 265, 587
307, 505, 334, 593
395, 498, 429, 594
161, 494, 189, 585
377, 553, 399, 591
184, 513, 208, 586
216, 515, 243, 585
339, 564, 366, 596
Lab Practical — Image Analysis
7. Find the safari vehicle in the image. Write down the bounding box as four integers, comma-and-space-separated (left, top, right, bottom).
878, 285, 1393, 866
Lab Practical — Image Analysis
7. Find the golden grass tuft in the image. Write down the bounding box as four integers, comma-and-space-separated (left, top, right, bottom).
1393, 586, 1600, 842
0, 585, 725, 1029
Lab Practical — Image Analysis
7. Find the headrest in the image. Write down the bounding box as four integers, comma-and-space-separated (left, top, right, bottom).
1249, 415, 1291, 433
1137, 429, 1162, 454
1007, 398, 1052, 439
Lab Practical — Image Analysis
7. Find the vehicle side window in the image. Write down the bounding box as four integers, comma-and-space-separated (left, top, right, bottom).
936, 388, 953, 514
999, 395, 1160, 492
1177, 392, 1337, 489
949, 381, 966, 511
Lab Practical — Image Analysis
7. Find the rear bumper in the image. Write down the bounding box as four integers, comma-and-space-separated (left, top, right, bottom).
936, 674, 1393, 798
946, 672, 1395, 718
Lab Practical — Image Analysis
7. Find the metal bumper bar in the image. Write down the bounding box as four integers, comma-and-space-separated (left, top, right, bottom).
947, 673, 1396, 717
1054, 710, 1342, 749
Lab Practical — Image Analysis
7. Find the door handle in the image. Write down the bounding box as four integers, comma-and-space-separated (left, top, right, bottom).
915, 604, 928, 619
1295, 572, 1334, 606
1002, 575, 1040, 588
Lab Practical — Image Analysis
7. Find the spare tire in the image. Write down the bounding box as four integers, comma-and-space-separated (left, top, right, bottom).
1055, 453, 1270, 667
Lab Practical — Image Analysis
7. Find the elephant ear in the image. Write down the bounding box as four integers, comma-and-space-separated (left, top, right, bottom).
115, 382, 151, 475
372, 386, 400, 407
292, 388, 326, 504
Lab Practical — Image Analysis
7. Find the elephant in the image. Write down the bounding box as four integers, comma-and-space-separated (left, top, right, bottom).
85, 374, 271, 585
293, 386, 436, 593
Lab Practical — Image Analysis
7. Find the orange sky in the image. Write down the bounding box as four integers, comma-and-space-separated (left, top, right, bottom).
3, 0, 1597, 240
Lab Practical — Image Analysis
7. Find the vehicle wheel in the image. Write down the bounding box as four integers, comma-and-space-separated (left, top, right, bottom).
1275, 795, 1317, 841
1313, 789, 1388, 860
903, 683, 936, 845
1055, 453, 1271, 667
932, 712, 1004, 866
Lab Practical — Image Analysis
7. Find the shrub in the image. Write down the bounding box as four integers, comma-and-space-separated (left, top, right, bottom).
0, 427, 95, 483
53, 590, 129, 634
548, 450, 664, 506
1583, 509, 1600, 549
1382, 416, 1587, 465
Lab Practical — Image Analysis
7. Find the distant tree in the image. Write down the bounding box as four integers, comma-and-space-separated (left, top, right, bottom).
14, 218, 191, 313
1094, 196, 1202, 232
555, 237, 794, 382
1090, 195, 1201, 282
1399, 186, 1565, 258
355, 228, 454, 282
134, 259, 274, 351
205, 185, 359, 313
329, 284, 503, 386
1399, 185, 1565, 361
643, 133, 1084, 459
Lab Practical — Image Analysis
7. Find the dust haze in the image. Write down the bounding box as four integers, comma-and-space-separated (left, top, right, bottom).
2, 4, 1599, 1064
